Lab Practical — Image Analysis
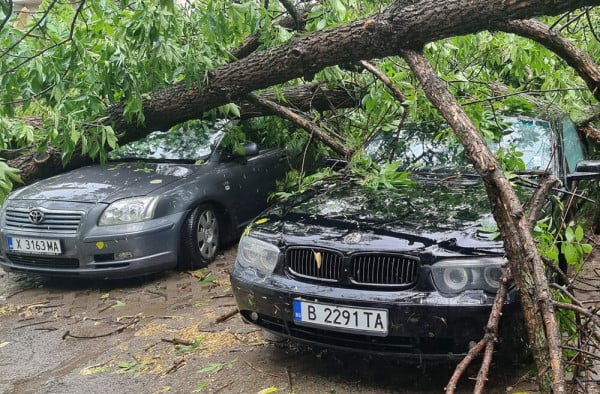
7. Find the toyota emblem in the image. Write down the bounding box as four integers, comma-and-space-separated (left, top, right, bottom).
28, 209, 45, 224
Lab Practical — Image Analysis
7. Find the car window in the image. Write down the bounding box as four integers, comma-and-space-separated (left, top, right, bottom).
488, 117, 553, 171
365, 123, 468, 170
561, 116, 585, 173
365, 116, 554, 172
109, 121, 226, 161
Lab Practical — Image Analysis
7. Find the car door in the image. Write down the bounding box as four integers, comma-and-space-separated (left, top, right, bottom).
220, 146, 287, 228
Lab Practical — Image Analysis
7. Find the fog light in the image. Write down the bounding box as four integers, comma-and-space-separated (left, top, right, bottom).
250, 312, 259, 321
115, 251, 134, 260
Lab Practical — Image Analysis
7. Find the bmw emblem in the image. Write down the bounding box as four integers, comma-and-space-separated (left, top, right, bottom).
28, 209, 45, 224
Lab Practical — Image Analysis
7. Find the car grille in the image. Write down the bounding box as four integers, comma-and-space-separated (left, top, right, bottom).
287, 248, 343, 282
6, 253, 80, 268
4, 208, 83, 233
286, 247, 419, 288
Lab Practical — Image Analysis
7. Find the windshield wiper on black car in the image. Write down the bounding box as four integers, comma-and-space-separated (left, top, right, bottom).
108, 157, 197, 164
511, 169, 551, 176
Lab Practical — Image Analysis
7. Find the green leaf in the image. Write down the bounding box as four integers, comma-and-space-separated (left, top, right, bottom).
564, 227, 575, 243
581, 243, 593, 254
561, 243, 578, 265
574, 225, 584, 242
198, 362, 225, 374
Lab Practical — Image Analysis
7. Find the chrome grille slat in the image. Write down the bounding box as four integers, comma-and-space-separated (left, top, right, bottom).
286, 247, 419, 288
287, 248, 342, 282
350, 254, 419, 286
4, 208, 83, 233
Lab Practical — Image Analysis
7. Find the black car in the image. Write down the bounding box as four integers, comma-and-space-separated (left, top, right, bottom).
0, 121, 287, 279
230, 115, 600, 359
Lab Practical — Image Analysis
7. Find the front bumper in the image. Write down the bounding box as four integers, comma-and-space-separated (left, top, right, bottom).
0, 212, 186, 279
231, 265, 526, 359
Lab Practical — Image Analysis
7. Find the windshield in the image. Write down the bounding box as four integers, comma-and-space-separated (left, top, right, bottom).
109, 121, 226, 161
365, 117, 553, 172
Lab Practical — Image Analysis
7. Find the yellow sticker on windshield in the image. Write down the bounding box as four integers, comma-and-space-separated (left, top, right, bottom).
255, 218, 268, 225
96, 241, 105, 250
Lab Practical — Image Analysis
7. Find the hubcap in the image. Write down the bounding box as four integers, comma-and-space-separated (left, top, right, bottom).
197, 209, 218, 259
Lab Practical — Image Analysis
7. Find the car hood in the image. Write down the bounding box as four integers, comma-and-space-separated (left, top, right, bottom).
9, 161, 196, 203
256, 176, 504, 255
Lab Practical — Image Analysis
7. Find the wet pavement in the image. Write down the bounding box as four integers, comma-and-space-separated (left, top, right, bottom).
1, 246, 537, 393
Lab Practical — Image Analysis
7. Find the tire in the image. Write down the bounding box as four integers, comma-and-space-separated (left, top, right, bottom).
179, 204, 220, 270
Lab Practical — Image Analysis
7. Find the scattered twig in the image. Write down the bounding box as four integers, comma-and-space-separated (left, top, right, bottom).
213, 381, 234, 393
97, 303, 114, 314
38, 303, 64, 309
14, 320, 56, 329
62, 318, 139, 340
5, 287, 35, 299
144, 289, 168, 300
215, 308, 239, 323
286, 366, 294, 393
34, 327, 57, 331
18, 301, 50, 309
163, 358, 186, 375
83, 358, 115, 371
210, 294, 233, 299
161, 338, 195, 346
243, 360, 280, 377
145, 341, 161, 352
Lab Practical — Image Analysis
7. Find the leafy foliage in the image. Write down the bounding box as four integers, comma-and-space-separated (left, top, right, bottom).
1, 1, 600, 200
0, 160, 21, 203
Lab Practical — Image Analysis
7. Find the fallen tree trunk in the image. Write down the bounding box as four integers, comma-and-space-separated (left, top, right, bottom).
105, 0, 600, 138
402, 48, 565, 392
8, 1, 600, 181
7, 84, 359, 183
10, 0, 600, 181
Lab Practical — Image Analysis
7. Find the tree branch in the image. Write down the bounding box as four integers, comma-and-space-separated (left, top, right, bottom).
247, 92, 353, 158
401, 48, 565, 392
498, 19, 600, 101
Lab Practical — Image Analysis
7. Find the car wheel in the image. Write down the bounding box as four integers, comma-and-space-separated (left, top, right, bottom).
179, 204, 220, 270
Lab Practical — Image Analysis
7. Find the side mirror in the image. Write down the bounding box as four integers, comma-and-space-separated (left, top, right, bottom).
221, 142, 259, 162
566, 160, 600, 182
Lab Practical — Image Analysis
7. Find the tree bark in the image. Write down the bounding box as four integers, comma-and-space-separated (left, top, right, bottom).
402, 48, 565, 392
8, 84, 359, 183
10, 1, 600, 180
105, 0, 600, 138
247, 93, 354, 158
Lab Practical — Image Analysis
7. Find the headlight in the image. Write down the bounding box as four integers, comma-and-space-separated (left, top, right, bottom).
431, 258, 506, 294
99, 196, 159, 225
236, 235, 280, 274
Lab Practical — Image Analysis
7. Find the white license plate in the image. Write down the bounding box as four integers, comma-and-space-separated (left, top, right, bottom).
7, 236, 62, 255
293, 299, 388, 336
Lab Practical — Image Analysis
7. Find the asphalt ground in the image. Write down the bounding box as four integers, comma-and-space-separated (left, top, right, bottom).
0, 246, 545, 394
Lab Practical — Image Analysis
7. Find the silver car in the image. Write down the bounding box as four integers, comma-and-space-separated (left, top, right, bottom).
0, 121, 287, 279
